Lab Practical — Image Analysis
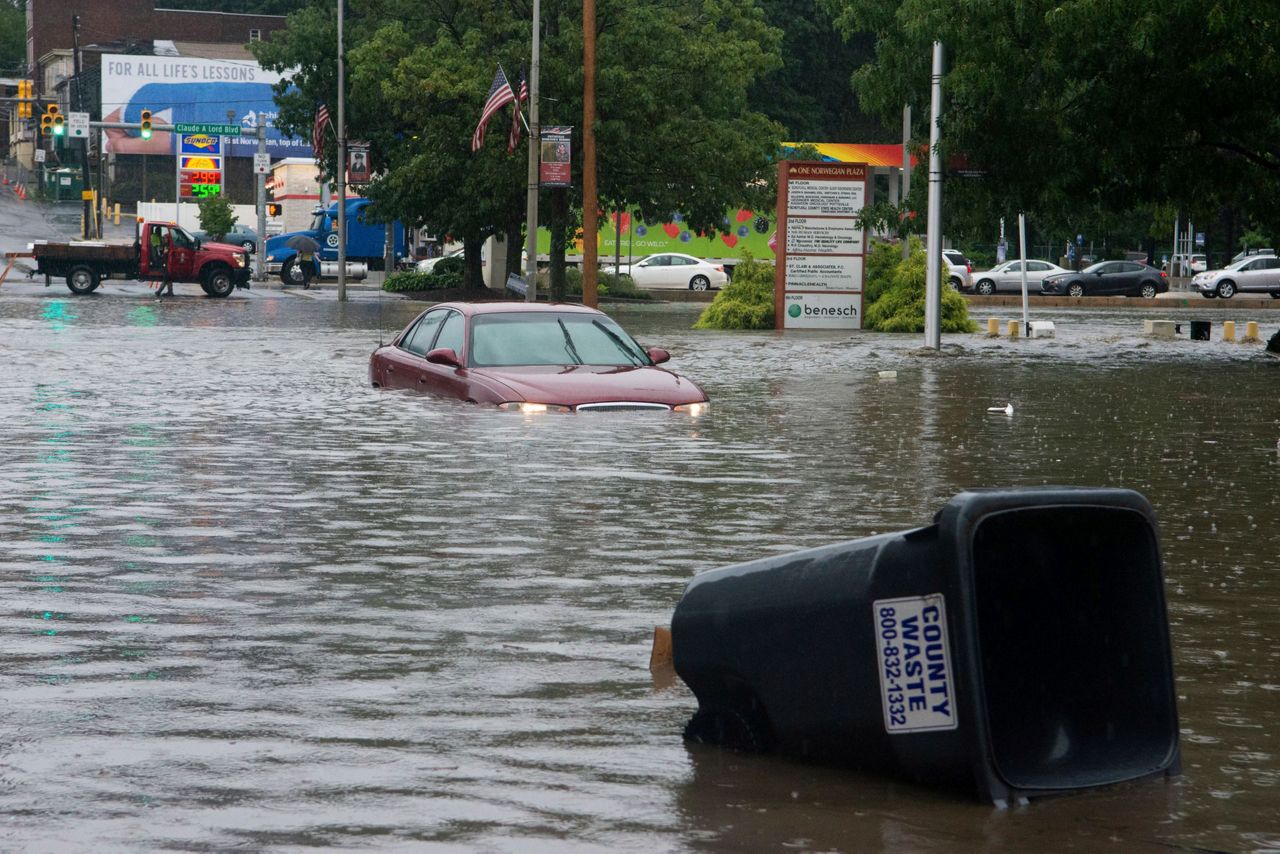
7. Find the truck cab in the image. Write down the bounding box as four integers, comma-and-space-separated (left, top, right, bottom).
264, 198, 406, 284
138, 222, 251, 296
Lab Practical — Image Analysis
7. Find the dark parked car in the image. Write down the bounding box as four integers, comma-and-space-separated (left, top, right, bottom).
369, 303, 710, 413
192, 227, 259, 254
1040, 261, 1169, 298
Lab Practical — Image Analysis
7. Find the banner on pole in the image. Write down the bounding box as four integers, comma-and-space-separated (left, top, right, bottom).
347, 141, 371, 184
539, 126, 572, 187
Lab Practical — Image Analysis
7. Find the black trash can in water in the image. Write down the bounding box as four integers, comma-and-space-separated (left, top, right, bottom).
1190, 320, 1212, 340
672, 487, 1180, 805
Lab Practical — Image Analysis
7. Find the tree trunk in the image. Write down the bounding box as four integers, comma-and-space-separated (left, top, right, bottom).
505, 208, 523, 290
549, 187, 568, 300
463, 236, 484, 290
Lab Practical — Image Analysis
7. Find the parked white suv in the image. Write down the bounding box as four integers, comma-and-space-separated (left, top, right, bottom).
943, 249, 972, 291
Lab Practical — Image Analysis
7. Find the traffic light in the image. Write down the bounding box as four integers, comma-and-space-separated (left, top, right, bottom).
17, 80, 32, 119
266, 203, 282, 217
48, 104, 64, 136
40, 104, 53, 136
140, 109, 152, 140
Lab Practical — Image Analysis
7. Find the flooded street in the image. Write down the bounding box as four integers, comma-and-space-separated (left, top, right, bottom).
1, 293, 1277, 850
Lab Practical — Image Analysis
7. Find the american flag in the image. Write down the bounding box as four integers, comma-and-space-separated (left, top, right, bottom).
472, 65, 516, 152
313, 103, 331, 159
507, 70, 529, 154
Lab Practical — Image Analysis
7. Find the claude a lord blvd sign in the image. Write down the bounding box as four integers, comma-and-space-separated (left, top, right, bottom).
774, 161, 867, 330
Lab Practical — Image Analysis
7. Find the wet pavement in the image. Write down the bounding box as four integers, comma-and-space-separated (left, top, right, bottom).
2, 196, 1279, 850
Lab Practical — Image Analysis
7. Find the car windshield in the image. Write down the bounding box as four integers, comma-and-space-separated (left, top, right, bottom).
1225, 257, 1257, 271
1080, 262, 1109, 274
309, 211, 328, 232
471, 313, 650, 367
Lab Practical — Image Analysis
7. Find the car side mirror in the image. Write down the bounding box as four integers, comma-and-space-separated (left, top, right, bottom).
194, 238, 201, 250
647, 347, 670, 365
425, 347, 463, 368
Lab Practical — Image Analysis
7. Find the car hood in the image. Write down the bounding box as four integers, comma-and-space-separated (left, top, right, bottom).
471, 364, 707, 407
200, 240, 247, 254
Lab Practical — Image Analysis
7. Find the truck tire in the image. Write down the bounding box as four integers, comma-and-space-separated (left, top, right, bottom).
66, 265, 99, 295
204, 266, 235, 298
281, 255, 309, 287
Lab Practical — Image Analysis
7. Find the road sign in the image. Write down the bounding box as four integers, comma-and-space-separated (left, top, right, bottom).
174, 122, 241, 135
33, 149, 45, 163
253, 152, 270, 175
1195, 232, 1205, 246
68, 111, 90, 138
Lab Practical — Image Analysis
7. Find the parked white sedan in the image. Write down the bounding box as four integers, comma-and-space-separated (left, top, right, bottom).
606, 253, 728, 291
972, 259, 1069, 295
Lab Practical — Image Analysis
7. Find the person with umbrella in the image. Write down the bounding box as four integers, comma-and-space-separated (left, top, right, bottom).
283, 235, 321, 289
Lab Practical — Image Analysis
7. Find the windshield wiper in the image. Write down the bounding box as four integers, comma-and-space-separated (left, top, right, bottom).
591, 319, 645, 365
557, 318, 583, 365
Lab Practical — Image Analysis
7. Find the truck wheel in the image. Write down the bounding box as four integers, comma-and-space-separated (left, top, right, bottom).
66, 265, 99, 295
281, 256, 308, 287
204, 267, 235, 298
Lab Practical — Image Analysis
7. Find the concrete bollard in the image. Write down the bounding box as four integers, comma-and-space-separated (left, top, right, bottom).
1145, 320, 1176, 339
1223, 320, 1236, 343
987, 318, 1000, 337
1244, 321, 1260, 343
1007, 319, 1023, 338
1030, 321, 1056, 339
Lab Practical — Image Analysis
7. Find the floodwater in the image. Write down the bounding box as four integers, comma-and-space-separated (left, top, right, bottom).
1, 293, 1277, 851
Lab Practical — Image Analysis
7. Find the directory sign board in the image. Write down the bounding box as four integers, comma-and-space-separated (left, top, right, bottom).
774, 161, 868, 329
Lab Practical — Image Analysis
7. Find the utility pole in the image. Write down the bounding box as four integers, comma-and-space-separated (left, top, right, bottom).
523, 0, 541, 302
581, 0, 598, 308
256, 124, 267, 281
336, 0, 348, 302
72, 15, 93, 238
902, 104, 912, 260
923, 42, 944, 350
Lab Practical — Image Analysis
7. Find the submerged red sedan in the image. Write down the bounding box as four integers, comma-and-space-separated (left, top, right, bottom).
369, 303, 709, 413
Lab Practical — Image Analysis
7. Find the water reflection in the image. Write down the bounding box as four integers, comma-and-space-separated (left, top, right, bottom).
0, 296, 1276, 849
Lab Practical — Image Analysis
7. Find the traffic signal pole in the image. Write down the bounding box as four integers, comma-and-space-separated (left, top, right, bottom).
72, 15, 94, 238
256, 125, 267, 282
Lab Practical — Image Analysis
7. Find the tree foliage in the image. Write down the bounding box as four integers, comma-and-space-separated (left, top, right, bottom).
693, 254, 775, 330
197, 193, 238, 239
0, 1, 25, 74
864, 241, 975, 333
252, 0, 785, 286
827, 0, 1280, 238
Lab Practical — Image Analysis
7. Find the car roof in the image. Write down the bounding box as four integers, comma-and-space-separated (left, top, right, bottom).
428, 302, 608, 317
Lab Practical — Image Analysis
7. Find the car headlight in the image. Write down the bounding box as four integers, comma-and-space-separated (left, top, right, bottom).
674, 401, 710, 416
497, 402, 572, 413
232, 254, 246, 267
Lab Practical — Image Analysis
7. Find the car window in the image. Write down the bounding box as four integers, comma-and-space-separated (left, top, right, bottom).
169, 227, 194, 249
1002, 262, 1020, 272
1027, 262, 1050, 272
434, 311, 465, 355
471, 312, 649, 367
645, 255, 671, 267
400, 310, 446, 355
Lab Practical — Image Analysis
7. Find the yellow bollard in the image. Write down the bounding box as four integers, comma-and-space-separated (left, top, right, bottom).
1244, 321, 1260, 343
113, 202, 121, 225
987, 317, 1000, 337
1007, 319, 1022, 338
1223, 320, 1236, 342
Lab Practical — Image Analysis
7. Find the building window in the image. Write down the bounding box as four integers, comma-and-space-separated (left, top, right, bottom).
249, 29, 262, 42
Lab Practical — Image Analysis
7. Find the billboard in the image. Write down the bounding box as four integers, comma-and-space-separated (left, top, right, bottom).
100, 54, 312, 158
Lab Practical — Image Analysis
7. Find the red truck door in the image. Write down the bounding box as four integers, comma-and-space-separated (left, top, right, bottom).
165, 227, 197, 281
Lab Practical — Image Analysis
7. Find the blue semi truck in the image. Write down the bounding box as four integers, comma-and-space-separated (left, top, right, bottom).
265, 198, 407, 285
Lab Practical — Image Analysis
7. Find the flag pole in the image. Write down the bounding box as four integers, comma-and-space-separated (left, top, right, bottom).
582, 0, 598, 308
523, 0, 541, 303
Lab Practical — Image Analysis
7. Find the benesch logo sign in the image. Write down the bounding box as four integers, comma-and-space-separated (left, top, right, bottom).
800, 303, 857, 317
788, 304, 802, 318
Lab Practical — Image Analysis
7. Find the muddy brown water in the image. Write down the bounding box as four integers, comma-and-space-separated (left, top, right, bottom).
1, 295, 1277, 850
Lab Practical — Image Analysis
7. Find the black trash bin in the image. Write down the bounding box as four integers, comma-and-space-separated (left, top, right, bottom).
672, 487, 1180, 804
1190, 320, 1211, 340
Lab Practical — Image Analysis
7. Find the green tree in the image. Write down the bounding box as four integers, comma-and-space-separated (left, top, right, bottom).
197, 193, 238, 240
827, 0, 1280, 237
0, 1, 25, 74
864, 240, 975, 333
693, 254, 775, 330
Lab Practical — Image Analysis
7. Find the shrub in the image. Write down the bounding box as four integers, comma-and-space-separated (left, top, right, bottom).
693, 254, 775, 330
538, 268, 650, 299
864, 246, 977, 333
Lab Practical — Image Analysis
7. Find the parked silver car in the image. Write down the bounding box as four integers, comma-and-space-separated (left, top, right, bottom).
943, 249, 972, 291
972, 259, 1069, 295
1193, 255, 1280, 299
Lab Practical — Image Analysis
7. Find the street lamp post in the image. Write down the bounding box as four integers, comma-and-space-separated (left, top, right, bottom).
337, 0, 347, 302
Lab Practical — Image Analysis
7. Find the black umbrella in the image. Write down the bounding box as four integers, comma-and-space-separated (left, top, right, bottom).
285, 234, 321, 254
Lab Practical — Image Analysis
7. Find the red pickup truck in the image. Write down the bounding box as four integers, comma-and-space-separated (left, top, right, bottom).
32, 221, 251, 297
